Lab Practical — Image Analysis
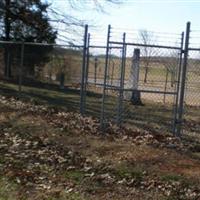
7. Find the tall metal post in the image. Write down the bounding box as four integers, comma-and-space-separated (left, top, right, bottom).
100, 25, 111, 129
85, 33, 90, 85
117, 33, 126, 125
83, 33, 90, 111
18, 42, 24, 95
80, 25, 88, 115
172, 32, 184, 135
176, 22, 190, 136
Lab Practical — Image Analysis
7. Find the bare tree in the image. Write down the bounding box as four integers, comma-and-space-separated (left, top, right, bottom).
0, 0, 124, 78
47, 0, 124, 44
0, 0, 124, 44
139, 30, 155, 83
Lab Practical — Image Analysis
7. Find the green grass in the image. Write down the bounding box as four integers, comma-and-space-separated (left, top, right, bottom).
0, 177, 19, 200
64, 170, 85, 184
113, 163, 144, 182
161, 174, 185, 183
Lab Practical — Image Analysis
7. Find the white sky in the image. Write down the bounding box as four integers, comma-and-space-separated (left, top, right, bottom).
50, 0, 200, 48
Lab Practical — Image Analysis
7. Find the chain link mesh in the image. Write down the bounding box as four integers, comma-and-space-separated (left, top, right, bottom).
0, 25, 199, 136
0, 42, 84, 115
183, 49, 200, 136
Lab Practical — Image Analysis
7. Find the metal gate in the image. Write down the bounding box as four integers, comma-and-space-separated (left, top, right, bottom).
80, 22, 194, 136
96, 23, 192, 136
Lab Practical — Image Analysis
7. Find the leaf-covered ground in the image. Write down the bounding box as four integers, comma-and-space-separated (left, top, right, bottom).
0, 94, 200, 200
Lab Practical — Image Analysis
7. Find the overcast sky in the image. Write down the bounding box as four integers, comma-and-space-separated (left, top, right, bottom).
51, 0, 200, 47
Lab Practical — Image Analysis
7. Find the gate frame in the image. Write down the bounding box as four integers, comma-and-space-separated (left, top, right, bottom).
175, 22, 190, 136
99, 24, 189, 135
80, 24, 89, 115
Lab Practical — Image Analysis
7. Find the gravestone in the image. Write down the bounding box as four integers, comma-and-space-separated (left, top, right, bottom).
131, 48, 143, 105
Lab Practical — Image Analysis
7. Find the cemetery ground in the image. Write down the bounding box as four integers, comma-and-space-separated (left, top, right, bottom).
0, 81, 200, 200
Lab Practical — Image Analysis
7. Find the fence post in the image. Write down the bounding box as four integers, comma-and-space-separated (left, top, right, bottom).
117, 32, 126, 125
100, 24, 111, 129
176, 22, 190, 136
83, 33, 90, 111
85, 33, 90, 85
18, 42, 24, 95
80, 24, 88, 115
172, 32, 184, 135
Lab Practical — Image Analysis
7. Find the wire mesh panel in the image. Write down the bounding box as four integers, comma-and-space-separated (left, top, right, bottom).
123, 46, 181, 133
45, 49, 82, 86
183, 48, 200, 136
0, 41, 84, 114
0, 42, 22, 81
0, 23, 198, 137
185, 50, 200, 106
178, 28, 200, 138
84, 46, 107, 119
100, 26, 184, 134
103, 45, 125, 125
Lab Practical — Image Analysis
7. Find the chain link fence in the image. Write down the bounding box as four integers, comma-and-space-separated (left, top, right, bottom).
182, 29, 200, 138
96, 26, 184, 134
0, 22, 199, 137
0, 41, 84, 114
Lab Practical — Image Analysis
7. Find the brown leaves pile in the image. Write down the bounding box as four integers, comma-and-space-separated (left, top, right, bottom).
0, 95, 193, 150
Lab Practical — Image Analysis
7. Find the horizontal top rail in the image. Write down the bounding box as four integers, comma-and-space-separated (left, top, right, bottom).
188, 47, 200, 51
109, 41, 182, 50
89, 45, 123, 49
112, 87, 176, 95
0, 40, 83, 48
92, 83, 177, 95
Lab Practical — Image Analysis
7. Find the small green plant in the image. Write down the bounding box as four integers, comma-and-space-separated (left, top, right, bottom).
64, 170, 85, 184
161, 174, 184, 182
114, 163, 144, 182
0, 176, 18, 200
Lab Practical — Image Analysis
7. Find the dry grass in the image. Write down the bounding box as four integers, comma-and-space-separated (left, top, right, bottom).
0, 90, 200, 199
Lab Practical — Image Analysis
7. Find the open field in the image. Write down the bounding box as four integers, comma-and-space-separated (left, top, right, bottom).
1, 45, 199, 106
0, 82, 200, 199
87, 57, 200, 106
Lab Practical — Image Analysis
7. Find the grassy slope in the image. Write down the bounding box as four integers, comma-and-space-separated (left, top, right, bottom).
0, 81, 180, 134
0, 81, 199, 134
0, 94, 200, 200
0, 81, 200, 199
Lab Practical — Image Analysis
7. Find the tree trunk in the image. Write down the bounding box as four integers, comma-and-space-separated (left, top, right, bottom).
4, 49, 11, 78
4, 0, 12, 78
